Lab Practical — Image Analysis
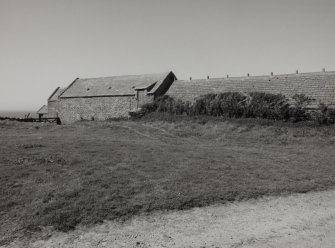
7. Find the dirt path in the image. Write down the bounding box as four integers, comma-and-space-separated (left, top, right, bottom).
5, 189, 335, 248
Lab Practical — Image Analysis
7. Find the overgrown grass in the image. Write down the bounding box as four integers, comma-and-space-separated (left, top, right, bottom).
1, 119, 335, 244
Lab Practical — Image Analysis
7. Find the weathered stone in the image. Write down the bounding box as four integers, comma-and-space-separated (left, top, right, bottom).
59, 96, 137, 124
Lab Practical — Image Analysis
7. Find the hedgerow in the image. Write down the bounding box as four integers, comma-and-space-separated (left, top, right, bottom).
136, 92, 334, 124
245, 92, 290, 120
313, 103, 335, 125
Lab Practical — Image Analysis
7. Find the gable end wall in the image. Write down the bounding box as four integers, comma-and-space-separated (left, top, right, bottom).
59, 96, 137, 124
47, 100, 59, 118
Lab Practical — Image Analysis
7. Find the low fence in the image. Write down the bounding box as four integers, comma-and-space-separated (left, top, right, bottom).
0, 116, 61, 124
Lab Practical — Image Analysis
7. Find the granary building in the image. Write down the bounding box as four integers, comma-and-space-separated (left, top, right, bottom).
40, 69, 335, 124
57, 71, 176, 124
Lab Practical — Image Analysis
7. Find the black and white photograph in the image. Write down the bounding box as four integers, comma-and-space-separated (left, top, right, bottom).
1, 0, 335, 247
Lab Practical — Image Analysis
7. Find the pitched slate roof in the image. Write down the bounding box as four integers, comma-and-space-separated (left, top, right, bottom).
36, 105, 48, 114
166, 71, 335, 107
60, 72, 173, 98
48, 87, 66, 102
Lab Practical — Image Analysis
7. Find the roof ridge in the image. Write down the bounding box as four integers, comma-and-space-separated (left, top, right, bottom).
36, 105, 48, 114
77, 71, 172, 81
47, 87, 60, 101
60, 71, 174, 98
59, 78, 79, 98
179, 70, 335, 82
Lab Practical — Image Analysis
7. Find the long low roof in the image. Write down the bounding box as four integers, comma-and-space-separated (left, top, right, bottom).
60, 72, 173, 98
166, 71, 335, 106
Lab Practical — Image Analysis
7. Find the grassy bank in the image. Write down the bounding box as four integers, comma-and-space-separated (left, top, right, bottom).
1, 118, 335, 244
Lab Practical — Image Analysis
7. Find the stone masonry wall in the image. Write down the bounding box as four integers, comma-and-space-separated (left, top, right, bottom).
137, 90, 154, 108
48, 101, 59, 118
59, 96, 137, 124
167, 72, 335, 108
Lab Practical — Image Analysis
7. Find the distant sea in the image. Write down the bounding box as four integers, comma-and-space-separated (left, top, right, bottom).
0, 110, 38, 118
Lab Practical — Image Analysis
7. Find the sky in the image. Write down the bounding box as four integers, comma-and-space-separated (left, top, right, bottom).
0, 0, 334, 111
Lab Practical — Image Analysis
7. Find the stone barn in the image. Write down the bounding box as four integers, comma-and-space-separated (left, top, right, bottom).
166, 70, 335, 108
58, 71, 176, 123
36, 105, 48, 119
47, 87, 66, 118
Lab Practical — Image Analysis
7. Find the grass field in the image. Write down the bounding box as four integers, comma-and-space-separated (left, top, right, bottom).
1, 116, 335, 244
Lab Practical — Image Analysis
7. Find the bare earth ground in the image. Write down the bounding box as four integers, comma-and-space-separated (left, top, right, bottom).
2, 117, 335, 247
6, 189, 335, 248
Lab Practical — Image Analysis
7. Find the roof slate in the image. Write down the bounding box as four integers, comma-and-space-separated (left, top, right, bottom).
36, 105, 48, 114
166, 71, 335, 106
49, 87, 66, 101
60, 72, 172, 98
